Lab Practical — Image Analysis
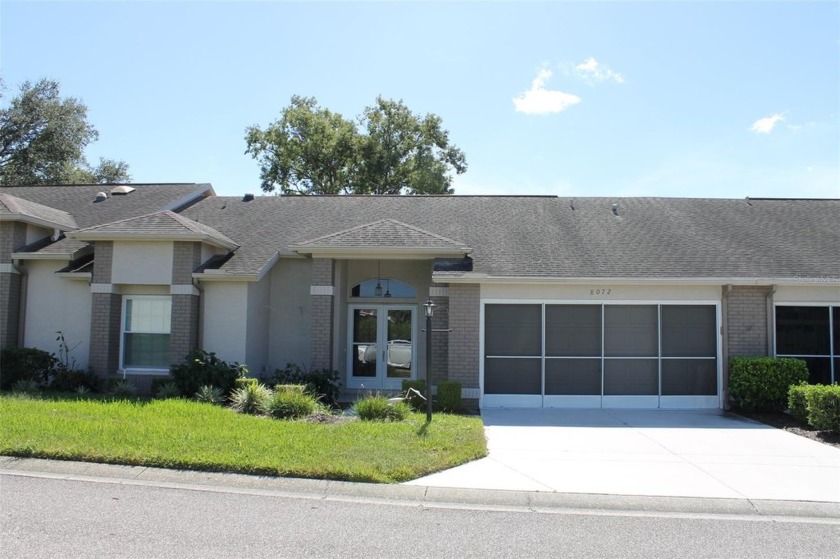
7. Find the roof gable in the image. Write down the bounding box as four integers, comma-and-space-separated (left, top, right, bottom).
292, 218, 471, 257
68, 210, 238, 250
0, 193, 77, 230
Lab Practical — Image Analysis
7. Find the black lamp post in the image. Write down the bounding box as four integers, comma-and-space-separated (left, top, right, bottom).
423, 298, 435, 423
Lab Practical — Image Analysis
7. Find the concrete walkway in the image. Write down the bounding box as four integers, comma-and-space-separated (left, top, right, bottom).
407, 409, 840, 502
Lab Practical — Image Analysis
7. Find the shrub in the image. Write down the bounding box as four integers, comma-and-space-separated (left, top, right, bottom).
228, 383, 272, 415
271, 362, 340, 407
170, 349, 246, 398
266, 389, 317, 420
787, 383, 809, 423
0, 347, 57, 390
11, 378, 42, 394
275, 383, 308, 394
155, 381, 181, 399
401, 379, 426, 411
109, 380, 137, 398
436, 381, 462, 412
49, 369, 99, 393
729, 357, 809, 412
354, 394, 410, 421
805, 384, 840, 433
235, 377, 259, 390
194, 385, 224, 405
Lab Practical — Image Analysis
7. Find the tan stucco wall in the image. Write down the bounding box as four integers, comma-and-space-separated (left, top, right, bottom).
23, 260, 92, 368
112, 241, 174, 285
774, 285, 840, 303
267, 258, 312, 371
201, 281, 248, 363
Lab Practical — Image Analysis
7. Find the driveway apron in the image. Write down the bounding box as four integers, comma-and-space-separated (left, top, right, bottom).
407, 409, 840, 502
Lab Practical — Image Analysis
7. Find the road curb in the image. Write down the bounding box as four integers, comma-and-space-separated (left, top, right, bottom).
2, 456, 838, 520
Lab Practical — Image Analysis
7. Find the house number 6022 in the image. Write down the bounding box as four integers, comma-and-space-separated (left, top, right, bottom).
590, 288, 612, 295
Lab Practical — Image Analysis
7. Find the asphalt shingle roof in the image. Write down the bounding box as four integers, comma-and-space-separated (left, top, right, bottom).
294, 218, 471, 251
70, 211, 237, 248
180, 195, 840, 280
0, 193, 78, 230
0, 184, 212, 256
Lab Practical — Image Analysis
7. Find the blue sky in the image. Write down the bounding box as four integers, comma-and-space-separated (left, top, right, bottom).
2, 1, 838, 198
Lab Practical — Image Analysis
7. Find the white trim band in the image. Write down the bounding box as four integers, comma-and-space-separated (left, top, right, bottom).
429, 286, 450, 297
310, 285, 334, 296
170, 285, 200, 296
0, 263, 19, 274
90, 283, 116, 294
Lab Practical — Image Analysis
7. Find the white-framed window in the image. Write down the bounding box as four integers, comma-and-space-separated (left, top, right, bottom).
121, 296, 171, 371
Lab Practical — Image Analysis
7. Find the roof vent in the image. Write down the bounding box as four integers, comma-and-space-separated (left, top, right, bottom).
611, 203, 619, 216
243, 193, 255, 202
94, 192, 108, 203
110, 185, 136, 195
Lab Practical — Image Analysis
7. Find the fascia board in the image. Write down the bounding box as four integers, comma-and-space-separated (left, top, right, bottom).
434, 274, 840, 286
291, 246, 469, 259
0, 214, 76, 231
68, 232, 238, 250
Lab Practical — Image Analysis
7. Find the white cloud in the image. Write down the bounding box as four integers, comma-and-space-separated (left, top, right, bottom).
513, 69, 581, 115
574, 57, 625, 84
751, 114, 785, 134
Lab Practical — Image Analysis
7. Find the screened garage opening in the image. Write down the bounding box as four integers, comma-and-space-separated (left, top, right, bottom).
775, 305, 838, 385
482, 303, 720, 409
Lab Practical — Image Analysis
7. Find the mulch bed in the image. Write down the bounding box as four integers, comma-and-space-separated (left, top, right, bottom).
731, 411, 840, 449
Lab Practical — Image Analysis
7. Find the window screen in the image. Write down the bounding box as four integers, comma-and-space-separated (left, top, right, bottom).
775, 306, 830, 355
661, 305, 716, 357
484, 304, 541, 357
484, 358, 541, 394
604, 306, 658, 357
123, 297, 171, 369
604, 359, 658, 395
661, 359, 717, 395
545, 359, 601, 395
545, 305, 601, 357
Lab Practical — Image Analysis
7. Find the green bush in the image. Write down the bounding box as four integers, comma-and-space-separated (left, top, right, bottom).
11, 378, 42, 394
0, 347, 57, 390
194, 385, 224, 405
275, 384, 308, 395
436, 381, 462, 412
787, 383, 809, 423
729, 357, 809, 412
266, 390, 317, 420
49, 369, 99, 393
271, 362, 341, 407
401, 379, 427, 411
805, 384, 840, 433
170, 349, 246, 397
155, 381, 181, 399
354, 394, 410, 421
109, 380, 137, 399
235, 377, 259, 390
228, 383, 272, 415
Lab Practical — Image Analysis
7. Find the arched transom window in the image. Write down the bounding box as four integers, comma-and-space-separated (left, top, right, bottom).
351, 278, 416, 298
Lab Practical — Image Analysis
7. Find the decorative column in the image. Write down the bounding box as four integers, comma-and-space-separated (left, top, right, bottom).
309, 258, 335, 370
169, 242, 202, 365
0, 222, 26, 348
89, 242, 121, 378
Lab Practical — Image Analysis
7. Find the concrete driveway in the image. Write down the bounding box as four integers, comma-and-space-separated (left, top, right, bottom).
408, 409, 840, 502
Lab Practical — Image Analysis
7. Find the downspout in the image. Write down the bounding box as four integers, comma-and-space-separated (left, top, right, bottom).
766, 285, 777, 357
721, 284, 732, 410
12, 259, 27, 347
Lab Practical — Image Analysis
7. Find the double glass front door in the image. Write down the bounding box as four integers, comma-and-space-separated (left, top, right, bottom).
348, 305, 416, 389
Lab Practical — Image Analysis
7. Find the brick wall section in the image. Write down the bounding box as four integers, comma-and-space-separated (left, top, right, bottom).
447, 284, 480, 389
309, 258, 334, 370
92, 241, 113, 283
429, 295, 449, 385
170, 242, 201, 368
170, 294, 199, 364
89, 292, 122, 378
172, 242, 201, 284
726, 285, 772, 361
0, 222, 27, 348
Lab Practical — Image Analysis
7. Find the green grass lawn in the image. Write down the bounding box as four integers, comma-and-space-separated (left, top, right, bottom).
0, 394, 487, 483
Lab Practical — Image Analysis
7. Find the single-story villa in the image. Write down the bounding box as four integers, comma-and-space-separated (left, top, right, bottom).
1, 183, 838, 409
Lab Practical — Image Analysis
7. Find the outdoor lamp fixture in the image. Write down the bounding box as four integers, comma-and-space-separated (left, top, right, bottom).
374, 261, 383, 297
423, 298, 436, 422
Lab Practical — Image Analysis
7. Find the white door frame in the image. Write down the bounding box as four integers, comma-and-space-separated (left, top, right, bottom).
346, 304, 418, 390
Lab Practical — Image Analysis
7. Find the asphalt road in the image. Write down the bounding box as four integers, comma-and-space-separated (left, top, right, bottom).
2, 473, 838, 559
